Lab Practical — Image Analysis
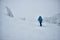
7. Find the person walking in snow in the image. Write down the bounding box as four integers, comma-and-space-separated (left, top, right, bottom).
38, 16, 43, 26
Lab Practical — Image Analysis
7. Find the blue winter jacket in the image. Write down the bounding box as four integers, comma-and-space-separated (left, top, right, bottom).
38, 16, 43, 23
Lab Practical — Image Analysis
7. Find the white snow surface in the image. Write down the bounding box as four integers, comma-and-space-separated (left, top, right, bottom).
1, 14, 60, 40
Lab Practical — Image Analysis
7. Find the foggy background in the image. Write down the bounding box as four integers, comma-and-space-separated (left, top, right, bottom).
0, 0, 60, 40
1, 0, 59, 17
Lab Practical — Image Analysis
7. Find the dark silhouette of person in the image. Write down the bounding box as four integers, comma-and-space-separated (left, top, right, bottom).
38, 16, 43, 26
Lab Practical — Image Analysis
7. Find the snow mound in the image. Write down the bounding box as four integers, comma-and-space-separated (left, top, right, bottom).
44, 13, 60, 26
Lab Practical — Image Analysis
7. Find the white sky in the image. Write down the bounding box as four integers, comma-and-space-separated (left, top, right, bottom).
1, 0, 59, 18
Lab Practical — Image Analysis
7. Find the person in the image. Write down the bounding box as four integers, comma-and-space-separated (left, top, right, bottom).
38, 16, 43, 26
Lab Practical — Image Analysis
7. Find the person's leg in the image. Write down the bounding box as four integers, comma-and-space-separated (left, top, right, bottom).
40, 22, 42, 26
41, 23, 42, 26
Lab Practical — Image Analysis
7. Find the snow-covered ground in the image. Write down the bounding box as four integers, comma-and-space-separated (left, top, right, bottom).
0, 0, 60, 40
1, 14, 60, 40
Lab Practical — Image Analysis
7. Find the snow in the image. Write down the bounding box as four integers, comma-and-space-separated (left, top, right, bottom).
44, 13, 60, 26
0, 0, 60, 40
0, 14, 59, 40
